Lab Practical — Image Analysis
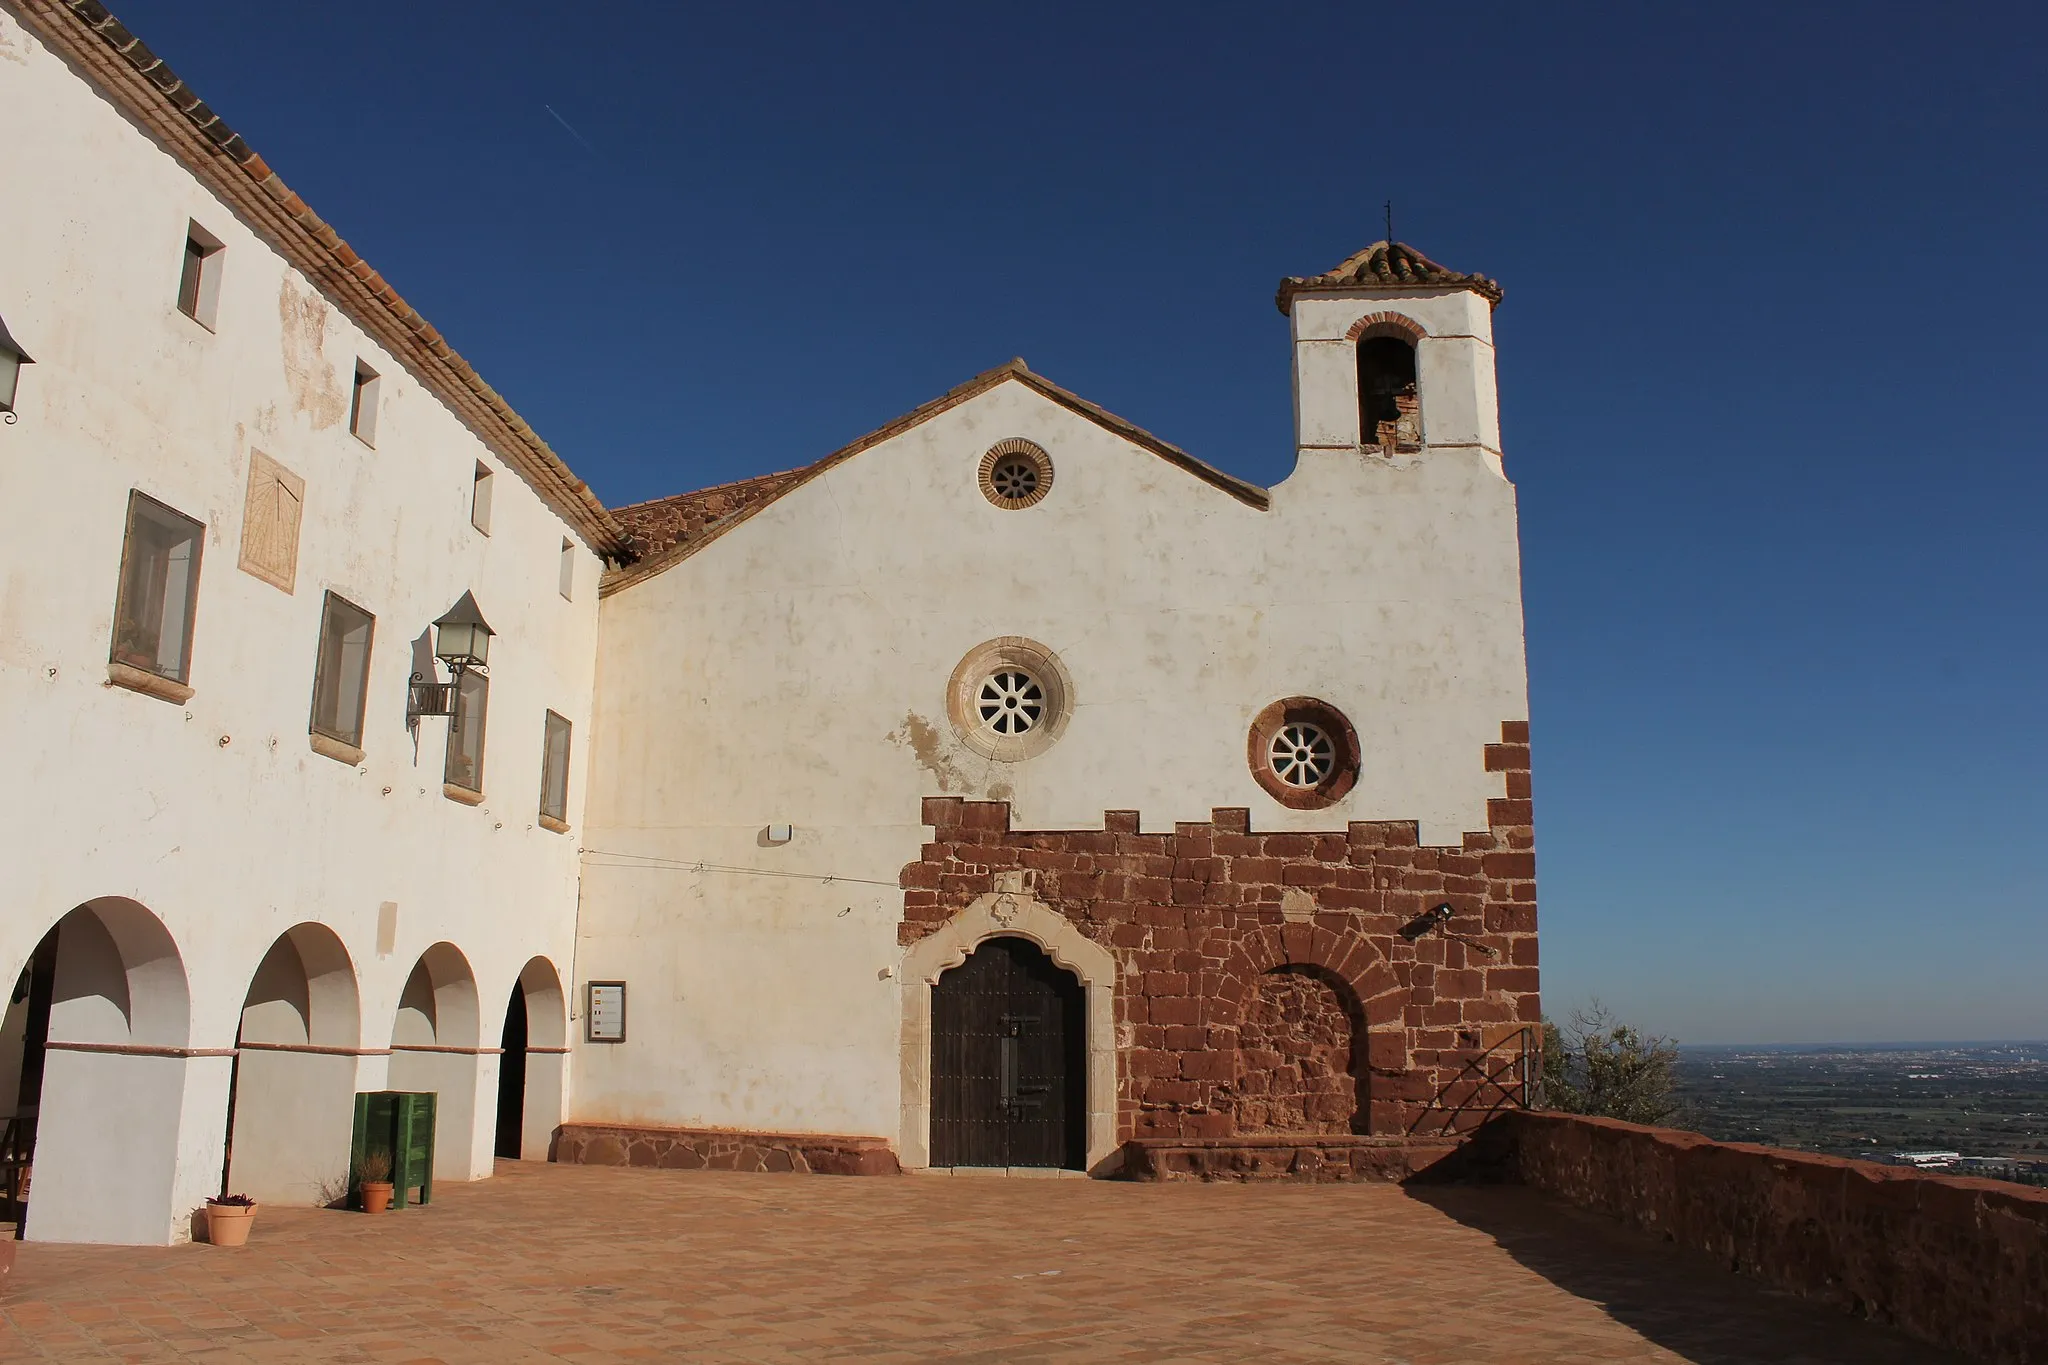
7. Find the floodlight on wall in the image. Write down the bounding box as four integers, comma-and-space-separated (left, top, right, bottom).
1399, 901, 1499, 957
0, 310, 35, 424
408, 590, 495, 720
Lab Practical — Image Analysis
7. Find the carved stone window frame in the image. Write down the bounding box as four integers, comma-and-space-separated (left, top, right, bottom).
898, 873, 1118, 1173
1247, 696, 1361, 809
946, 636, 1074, 762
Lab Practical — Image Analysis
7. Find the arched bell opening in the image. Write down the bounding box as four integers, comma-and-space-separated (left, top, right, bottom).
2, 898, 197, 1244
492, 956, 567, 1162
223, 923, 361, 1206
1356, 333, 1421, 452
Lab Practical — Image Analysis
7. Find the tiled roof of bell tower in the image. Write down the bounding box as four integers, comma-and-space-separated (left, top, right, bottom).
1275, 241, 1504, 313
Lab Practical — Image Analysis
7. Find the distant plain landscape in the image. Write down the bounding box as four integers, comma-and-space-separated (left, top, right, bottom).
1673, 1042, 2048, 1185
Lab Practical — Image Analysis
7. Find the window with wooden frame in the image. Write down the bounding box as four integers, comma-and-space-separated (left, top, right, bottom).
538, 710, 572, 829
110, 491, 205, 695
176, 220, 224, 330
471, 462, 494, 534
444, 669, 489, 794
348, 360, 381, 446
308, 592, 375, 758
237, 450, 304, 593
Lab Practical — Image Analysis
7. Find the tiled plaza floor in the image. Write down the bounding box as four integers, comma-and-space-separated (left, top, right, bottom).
0, 1159, 1964, 1363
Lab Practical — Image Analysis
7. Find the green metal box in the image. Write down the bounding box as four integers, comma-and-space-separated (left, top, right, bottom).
350, 1090, 436, 1210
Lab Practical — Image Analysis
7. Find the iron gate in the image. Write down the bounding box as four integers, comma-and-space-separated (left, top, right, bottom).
930, 937, 1085, 1169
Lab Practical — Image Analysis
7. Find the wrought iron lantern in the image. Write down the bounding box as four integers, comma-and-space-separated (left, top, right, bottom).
0, 310, 34, 424
432, 590, 493, 672
409, 591, 494, 719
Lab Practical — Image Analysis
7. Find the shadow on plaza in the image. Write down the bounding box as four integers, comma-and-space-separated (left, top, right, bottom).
1400, 1185, 1971, 1365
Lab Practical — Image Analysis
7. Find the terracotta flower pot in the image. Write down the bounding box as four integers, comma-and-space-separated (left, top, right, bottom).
360, 1181, 394, 1215
205, 1201, 257, 1247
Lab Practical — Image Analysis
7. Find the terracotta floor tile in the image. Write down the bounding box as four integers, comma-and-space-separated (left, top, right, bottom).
0, 1160, 1971, 1362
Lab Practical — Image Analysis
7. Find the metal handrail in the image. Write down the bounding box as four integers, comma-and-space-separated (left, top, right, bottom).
1406, 1025, 1539, 1137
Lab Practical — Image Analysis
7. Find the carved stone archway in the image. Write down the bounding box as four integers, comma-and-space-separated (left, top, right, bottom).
900, 873, 1116, 1172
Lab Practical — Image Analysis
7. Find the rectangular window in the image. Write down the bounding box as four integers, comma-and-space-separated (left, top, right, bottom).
471, 462, 494, 534
110, 490, 205, 684
309, 592, 375, 750
348, 360, 380, 446
539, 710, 572, 824
237, 450, 305, 593
444, 668, 489, 792
176, 221, 224, 330
558, 538, 575, 600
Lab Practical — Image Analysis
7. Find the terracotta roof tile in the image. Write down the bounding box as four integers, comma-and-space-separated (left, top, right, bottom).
1275, 241, 1503, 314
613, 469, 809, 563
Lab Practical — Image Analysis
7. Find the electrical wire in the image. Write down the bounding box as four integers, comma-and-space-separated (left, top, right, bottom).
578, 848, 901, 889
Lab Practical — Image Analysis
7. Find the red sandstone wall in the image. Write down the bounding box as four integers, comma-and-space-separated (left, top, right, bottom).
900, 722, 1539, 1141
1504, 1111, 2048, 1365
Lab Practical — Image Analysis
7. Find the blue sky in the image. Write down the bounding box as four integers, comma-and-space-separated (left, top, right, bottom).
104, 2, 2046, 1043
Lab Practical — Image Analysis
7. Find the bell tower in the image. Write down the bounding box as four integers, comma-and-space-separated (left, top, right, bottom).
1275, 242, 1504, 463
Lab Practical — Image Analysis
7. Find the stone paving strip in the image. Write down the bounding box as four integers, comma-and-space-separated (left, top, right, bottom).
0, 1160, 1965, 1363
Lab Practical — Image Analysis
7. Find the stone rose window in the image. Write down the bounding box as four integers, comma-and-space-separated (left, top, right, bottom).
977, 669, 1044, 735
949, 637, 1073, 760
978, 438, 1054, 510
1248, 697, 1360, 809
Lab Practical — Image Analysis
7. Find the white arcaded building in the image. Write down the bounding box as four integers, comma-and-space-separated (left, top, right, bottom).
0, 1, 627, 1244
0, 0, 1537, 1240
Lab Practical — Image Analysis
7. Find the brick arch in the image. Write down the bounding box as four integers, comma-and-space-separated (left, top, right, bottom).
1217, 922, 1400, 1029
1344, 310, 1427, 343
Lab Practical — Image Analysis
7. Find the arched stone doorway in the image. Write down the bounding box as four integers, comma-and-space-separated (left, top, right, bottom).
388, 943, 485, 1182
931, 937, 1085, 1169
900, 879, 1117, 1172
1230, 965, 1366, 1135
224, 924, 360, 1205
493, 957, 566, 1161
0, 899, 208, 1244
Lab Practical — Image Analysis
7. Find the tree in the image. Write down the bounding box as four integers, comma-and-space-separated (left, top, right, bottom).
1541, 1000, 1684, 1126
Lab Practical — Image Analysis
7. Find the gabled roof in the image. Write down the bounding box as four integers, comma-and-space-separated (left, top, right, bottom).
1275, 240, 1503, 314
15, 0, 631, 559
602, 359, 1269, 597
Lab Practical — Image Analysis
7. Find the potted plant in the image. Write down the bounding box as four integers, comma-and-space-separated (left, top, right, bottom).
358, 1148, 395, 1215
205, 1193, 257, 1246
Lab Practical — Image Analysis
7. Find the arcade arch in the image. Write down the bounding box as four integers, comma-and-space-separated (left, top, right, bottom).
1, 899, 208, 1245
389, 943, 488, 1181
493, 956, 567, 1162
224, 923, 362, 1205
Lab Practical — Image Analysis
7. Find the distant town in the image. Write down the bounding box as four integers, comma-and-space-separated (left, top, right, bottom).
1674, 1042, 2048, 1187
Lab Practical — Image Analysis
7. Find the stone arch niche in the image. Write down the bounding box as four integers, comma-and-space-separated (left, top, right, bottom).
226, 923, 362, 1206
1218, 923, 1407, 1136
1229, 965, 1367, 1136
388, 942, 489, 1182
900, 875, 1117, 1173
5, 898, 214, 1245
494, 956, 568, 1162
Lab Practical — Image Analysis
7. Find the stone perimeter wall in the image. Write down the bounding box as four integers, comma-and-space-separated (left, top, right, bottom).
1499, 1111, 2048, 1365
900, 722, 1539, 1143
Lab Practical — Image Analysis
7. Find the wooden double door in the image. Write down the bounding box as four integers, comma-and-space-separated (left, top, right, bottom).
930, 937, 1086, 1169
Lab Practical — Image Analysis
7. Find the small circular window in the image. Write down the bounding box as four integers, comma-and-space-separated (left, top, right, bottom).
978, 438, 1053, 509
1248, 698, 1359, 809
948, 638, 1073, 761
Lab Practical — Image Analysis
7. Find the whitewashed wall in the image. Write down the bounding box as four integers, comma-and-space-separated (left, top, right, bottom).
578, 305, 1528, 1145
0, 11, 595, 1242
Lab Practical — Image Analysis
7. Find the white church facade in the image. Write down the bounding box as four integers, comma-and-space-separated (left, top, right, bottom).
0, 0, 1539, 1241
